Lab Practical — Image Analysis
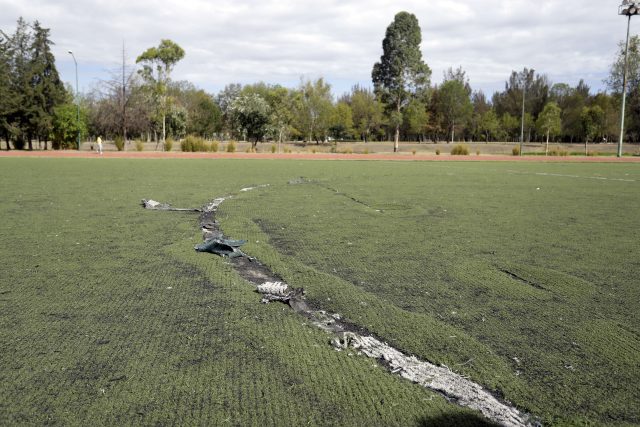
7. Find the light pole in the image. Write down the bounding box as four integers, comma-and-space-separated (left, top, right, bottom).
618, 1, 639, 157
67, 50, 80, 150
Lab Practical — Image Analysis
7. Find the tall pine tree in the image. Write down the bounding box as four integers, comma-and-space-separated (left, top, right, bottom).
4, 18, 32, 149
0, 30, 13, 149
372, 12, 430, 152
26, 21, 66, 149
1, 18, 66, 149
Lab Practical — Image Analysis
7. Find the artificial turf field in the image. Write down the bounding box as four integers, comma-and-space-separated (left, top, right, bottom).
0, 158, 638, 426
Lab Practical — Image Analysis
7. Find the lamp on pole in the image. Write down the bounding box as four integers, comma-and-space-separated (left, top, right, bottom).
67, 50, 80, 150
618, 1, 639, 157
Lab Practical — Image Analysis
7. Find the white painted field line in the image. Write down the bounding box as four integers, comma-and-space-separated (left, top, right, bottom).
507, 170, 636, 182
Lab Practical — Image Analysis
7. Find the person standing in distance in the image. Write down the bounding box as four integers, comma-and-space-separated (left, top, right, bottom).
97, 136, 103, 155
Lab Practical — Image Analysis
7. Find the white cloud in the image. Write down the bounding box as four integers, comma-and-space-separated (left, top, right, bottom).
0, 0, 634, 96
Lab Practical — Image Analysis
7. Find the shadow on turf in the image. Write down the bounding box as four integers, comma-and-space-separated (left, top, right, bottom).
417, 412, 497, 426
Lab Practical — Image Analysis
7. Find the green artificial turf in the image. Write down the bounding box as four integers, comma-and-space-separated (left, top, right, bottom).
1, 158, 638, 426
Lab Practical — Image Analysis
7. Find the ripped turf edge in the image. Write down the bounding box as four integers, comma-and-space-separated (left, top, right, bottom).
142, 189, 535, 427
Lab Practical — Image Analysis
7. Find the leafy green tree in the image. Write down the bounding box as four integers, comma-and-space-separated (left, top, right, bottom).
472, 91, 491, 116
189, 91, 221, 137
437, 79, 473, 143
136, 39, 185, 148
581, 105, 605, 154
294, 78, 333, 143
349, 85, 384, 142
477, 110, 499, 142
536, 102, 562, 154
549, 83, 572, 106
169, 81, 221, 137
51, 102, 87, 149
265, 85, 295, 150
230, 93, 270, 148
240, 82, 295, 146
216, 83, 242, 138
492, 68, 550, 134
329, 101, 354, 140
403, 99, 429, 141
443, 66, 472, 94
166, 104, 187, 139
470, 91, 491, 141
372, 11, 431, 152
590, 93, 618, 142
561, 81, 589, 142
500, 113, 520, 142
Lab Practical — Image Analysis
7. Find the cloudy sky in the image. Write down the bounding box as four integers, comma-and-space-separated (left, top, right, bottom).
1, 0, 636, 97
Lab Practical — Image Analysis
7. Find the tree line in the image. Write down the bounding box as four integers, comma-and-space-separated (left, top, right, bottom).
1, 14, 639, 150
0, 18, 77, 150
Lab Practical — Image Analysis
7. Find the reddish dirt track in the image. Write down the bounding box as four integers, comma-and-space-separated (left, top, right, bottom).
1, 150, 639, 162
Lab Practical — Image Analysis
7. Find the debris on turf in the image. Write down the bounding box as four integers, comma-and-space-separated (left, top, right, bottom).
141, 199, 201, 212
140, 188, 534, 427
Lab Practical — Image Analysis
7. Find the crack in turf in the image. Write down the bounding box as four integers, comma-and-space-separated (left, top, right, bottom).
288, 178, 382, 212
499, 269, 546, 291
319, 184, 379, 211
141, 187, 533, 427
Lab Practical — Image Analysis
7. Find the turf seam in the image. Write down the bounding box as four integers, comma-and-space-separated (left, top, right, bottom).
141, 189, 535, 427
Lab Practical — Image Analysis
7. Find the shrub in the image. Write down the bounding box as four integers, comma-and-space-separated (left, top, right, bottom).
451, 144, 470, 155
283, 146, 292, 153
548, 148, 569, 156
114, 136, 125, 151
476, 150, 480, 156
435, 149, 440, 155
226, 140, 236, 153
164, 138, 174, 152
196, 137, 206, 152
363, 148, 369, 155
341, 147, 353, 154
211, 141, 219, 153
271, 144, 277, 153
412, 149, 417, 155
135, 140, 144, 152
512, 146, 520, 156
181, 135, 208, 152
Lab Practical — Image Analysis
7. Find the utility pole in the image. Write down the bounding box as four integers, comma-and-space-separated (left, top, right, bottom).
68, 50, 80, 150
519, 71, 530, 157
618, 1, 639, 157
